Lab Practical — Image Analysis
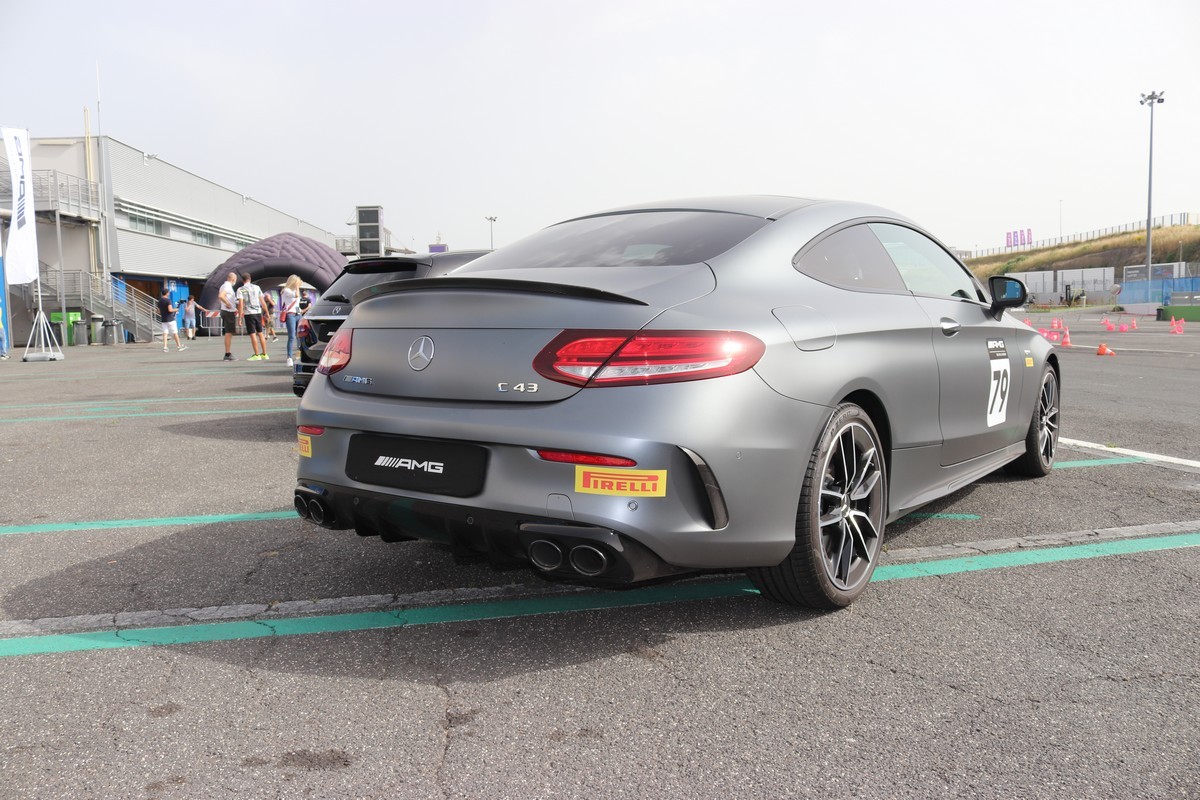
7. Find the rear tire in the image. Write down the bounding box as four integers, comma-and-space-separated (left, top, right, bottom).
1005, 366, 1059, 477
749, 403, 887, 609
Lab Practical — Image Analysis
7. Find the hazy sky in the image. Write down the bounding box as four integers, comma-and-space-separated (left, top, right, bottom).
5, 0, 1198, 253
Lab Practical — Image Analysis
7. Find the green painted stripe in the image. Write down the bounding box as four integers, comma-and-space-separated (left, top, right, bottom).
899, 513, 982, 521
0, 367, 266, 383
1054, 457, 1145, 468
871, 531, 1200, 580
0, 581, 754, 658
0, 532, 1196, 659
0, 511, 295, 536
0, 394, 290, 411
0, 407, 295, 424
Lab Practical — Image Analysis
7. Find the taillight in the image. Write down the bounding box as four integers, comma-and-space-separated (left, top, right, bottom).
297, 318, 312, 340
297, 425, 325, 435
317, 329, 352, 375
535, 449, 637, 467
533, 330, 765, 387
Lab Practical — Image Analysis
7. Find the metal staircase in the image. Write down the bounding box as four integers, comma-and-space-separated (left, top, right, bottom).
28, 265, 159, 343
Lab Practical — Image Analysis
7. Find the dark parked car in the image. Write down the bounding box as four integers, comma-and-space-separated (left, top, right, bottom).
292, 251, 489, 396
294, 196, 1059, 609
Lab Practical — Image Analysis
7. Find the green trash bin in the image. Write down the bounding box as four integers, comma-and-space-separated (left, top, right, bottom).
50, 311, 83, 345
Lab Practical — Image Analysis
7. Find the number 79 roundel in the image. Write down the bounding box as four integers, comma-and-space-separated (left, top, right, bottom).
986, 339, 1010, 428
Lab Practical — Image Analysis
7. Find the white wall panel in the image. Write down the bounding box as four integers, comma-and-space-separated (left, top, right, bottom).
115, 229, 230, 280
106, 138, 334, 245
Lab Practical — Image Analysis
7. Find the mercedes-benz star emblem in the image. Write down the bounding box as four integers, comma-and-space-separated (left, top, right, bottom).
408, 336, 435, 371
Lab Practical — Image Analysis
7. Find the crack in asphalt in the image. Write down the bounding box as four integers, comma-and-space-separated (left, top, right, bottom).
3, 522, 1197, 641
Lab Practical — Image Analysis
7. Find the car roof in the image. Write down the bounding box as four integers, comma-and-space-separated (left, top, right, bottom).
563, 195, 825, 223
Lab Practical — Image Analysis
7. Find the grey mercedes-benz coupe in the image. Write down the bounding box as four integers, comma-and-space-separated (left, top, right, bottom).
295, 196, 1059, 609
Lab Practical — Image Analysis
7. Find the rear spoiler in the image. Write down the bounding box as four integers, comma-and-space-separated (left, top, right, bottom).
352, 277, 648, 307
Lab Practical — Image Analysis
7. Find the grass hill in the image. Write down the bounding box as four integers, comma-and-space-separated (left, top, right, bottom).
966, 224, 1200, 279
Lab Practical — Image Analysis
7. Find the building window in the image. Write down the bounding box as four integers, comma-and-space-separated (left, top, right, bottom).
192, 230, 215, 246
128, 212, 163, 235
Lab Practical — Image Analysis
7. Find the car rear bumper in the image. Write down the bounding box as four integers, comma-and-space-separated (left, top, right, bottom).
295, 370, 832, 578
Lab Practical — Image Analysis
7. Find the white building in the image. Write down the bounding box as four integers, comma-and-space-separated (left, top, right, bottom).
1, 134, 336, 343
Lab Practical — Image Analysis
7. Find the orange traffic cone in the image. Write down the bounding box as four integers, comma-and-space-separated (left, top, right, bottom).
1170, 316, 1176, 327
1061, 327, 1072, 347
1051, 318, 1062, 330
1131, 318, 1138, 330
1105, 321, 1115, 332
1097, 343, 1116, 356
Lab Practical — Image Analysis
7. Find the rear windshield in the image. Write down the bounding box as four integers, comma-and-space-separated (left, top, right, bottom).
458, 211, 770, 272
322, 265, 420, 301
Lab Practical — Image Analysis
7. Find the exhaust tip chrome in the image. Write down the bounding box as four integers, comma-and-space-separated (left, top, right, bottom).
569, 545, 609, 577
308, 498, 328, 525
294, 494, 310, 519
528, 539, 564, 571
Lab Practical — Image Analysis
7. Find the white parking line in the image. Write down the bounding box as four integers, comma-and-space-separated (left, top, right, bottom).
1059, 438, 1200, 470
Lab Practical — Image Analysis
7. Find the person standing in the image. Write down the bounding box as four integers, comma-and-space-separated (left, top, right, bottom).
158, 289, 186, 352
262, 291, 278, 343
181, 296, 207, 341
219, 271, 239, 361
280, 274, 302, 368
0, 316, 8, 360
236, 272, 268, 361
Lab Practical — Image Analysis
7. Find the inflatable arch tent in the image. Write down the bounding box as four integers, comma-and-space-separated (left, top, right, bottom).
197, 233, 346, 321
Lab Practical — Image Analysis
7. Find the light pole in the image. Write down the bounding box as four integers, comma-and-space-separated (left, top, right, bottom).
485, 216, 497, 249
1140, 91, 1164, 299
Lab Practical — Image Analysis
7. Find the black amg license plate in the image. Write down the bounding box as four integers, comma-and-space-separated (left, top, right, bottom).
346, 435, 487, 497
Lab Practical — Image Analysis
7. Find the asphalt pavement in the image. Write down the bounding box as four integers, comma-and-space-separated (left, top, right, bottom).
0, 320, 1197, 799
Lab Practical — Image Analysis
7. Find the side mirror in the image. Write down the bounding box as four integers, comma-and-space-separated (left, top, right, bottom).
988, 275, 1027, 320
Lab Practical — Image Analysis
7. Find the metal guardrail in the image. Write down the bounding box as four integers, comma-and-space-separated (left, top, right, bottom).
0, 169, 102, 221
35, 266, 158, 343
973, 212, 1196, 259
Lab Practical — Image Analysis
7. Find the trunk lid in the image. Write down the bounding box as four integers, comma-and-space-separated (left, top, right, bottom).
328, 265, 714, 403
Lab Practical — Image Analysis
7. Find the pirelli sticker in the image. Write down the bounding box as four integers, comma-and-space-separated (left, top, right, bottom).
297, 434, 313, 458
575, 466, 668, 497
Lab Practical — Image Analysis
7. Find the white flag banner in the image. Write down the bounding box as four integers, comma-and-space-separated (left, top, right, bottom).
2, 126, 39, 285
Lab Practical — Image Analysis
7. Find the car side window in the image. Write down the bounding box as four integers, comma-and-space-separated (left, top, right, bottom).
869, 223, 983, 301
793, 224, 907, 292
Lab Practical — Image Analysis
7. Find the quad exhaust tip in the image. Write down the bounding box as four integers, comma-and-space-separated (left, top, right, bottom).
294, 492, 331, 526
569, 545, 609, 577
528, 539, 564, 572
528, 540, 610, 577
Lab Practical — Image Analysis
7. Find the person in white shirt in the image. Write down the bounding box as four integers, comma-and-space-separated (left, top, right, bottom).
236, 272, 268, 361
218, 271, 239, 362
280, 274, 303, 367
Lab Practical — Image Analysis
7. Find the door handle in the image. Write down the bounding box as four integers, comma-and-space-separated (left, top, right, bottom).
940, 318, 961, 336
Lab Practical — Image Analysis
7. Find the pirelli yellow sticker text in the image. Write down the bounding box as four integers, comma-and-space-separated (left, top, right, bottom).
575, 466, 668, 497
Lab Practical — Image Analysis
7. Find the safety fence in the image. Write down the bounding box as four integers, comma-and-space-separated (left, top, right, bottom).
974, 212, 1196, 258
